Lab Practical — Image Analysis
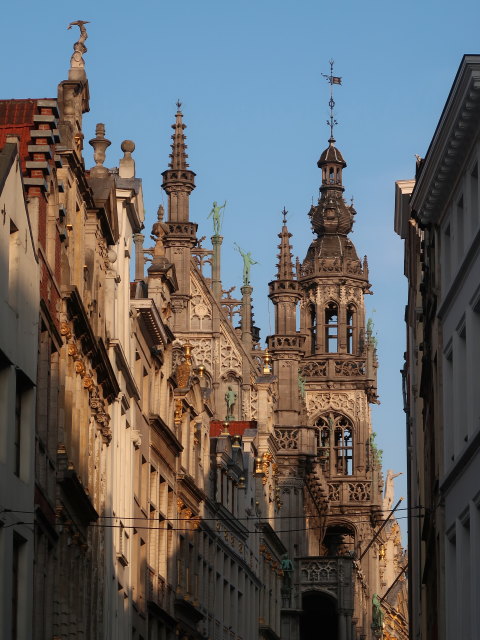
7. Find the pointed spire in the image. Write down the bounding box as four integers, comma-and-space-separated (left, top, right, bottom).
168, 100, 189, 171
161, 103, 196, 223
276, 207, 295, 280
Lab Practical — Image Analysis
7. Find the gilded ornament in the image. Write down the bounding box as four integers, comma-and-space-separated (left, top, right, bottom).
74, 360, 86, 376
60, 322, 72, 338
67, 343, 78, 357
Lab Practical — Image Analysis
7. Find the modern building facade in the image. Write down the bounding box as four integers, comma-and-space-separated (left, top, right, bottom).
0, 24, 407, 640
395, 54, 480, 640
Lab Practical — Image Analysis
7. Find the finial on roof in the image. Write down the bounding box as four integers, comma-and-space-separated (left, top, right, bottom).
67, 20, 90, 78
282, 206, 288, 225
176, 99, 182, 112
119, 139, 136, 178
89, 123, 111, 177
321, 59, 342, 141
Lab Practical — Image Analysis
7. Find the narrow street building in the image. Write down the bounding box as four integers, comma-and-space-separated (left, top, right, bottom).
395, 54, 480, 640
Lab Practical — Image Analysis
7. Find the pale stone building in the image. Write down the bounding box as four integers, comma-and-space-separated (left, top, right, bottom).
0, 137, 39, 640
395, 55, 480, 640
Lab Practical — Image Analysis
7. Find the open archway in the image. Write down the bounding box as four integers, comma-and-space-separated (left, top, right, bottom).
300, 590, 337, 640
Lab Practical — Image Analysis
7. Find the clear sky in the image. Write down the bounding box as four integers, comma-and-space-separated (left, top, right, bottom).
4, 0, 480, 539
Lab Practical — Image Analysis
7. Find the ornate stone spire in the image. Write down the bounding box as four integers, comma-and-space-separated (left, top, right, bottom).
276, 207, 294, 280
169, 101, 189, 171
161, 102, 196, 223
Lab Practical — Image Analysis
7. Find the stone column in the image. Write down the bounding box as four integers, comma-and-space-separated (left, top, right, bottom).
133, 233, 145, 281
211, 235, 223, 301
240, 285, 253, 351
338, 609, 347, 640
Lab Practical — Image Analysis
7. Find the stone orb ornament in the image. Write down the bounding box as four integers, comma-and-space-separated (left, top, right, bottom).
121, 140, 135, 154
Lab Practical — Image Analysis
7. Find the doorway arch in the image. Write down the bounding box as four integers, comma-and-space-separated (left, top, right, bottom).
300, 590, 337, 640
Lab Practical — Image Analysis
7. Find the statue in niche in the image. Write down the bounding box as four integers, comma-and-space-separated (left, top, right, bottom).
372, 593, 384, 631
281, 554, 294, 607
208, 200, 227, 236
225, 386, 237, 420
234, 243, 258, 286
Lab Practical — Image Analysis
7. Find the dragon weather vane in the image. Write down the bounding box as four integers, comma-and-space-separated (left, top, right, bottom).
321, 59, 342, 140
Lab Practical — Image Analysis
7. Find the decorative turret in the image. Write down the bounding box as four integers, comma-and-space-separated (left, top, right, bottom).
301, 135, 367, 284
267, 209, 304, 425
161, 104, 198, 331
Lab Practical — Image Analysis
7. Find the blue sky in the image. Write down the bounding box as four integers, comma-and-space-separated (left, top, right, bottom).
4, 0, 480, 538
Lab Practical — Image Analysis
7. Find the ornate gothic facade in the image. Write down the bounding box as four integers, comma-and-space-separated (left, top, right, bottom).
0, 27, 407, 640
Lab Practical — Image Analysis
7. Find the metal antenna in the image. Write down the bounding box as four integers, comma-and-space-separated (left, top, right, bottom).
321, 59, 342, 141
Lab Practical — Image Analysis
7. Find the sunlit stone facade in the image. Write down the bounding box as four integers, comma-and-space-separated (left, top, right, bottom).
0, 27, 407, 640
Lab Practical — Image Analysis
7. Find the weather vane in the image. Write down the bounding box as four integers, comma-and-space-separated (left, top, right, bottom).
282, 207, 288, 225
176, 99, 182, 111
321, 59, 342, 140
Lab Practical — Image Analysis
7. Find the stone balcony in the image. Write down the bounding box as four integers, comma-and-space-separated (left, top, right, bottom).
299, 358, 367, 380
298, 556, 354, 596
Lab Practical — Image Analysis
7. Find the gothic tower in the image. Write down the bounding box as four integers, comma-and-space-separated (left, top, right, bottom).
267, 208, 304, 425
271, 123, 383, 638
162, 103, 197, 331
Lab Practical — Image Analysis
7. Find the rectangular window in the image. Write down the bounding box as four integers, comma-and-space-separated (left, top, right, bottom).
9, 220, 19, 309
443, 224, 451, 286
443, 341, 454, 464
471, 163, 478, 232
12, 533, 25, 640
14, 371, 30, 478
456, 195, 464, 264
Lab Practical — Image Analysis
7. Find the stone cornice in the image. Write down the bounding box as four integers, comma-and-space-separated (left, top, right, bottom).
63, 285, 120, 402
412, 55, 480, 224
108, 338, 141, 401
131, 298, 171, 347
149, 413, 183, 456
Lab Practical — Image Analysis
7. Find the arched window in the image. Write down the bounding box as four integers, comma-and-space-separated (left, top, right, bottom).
316, 413, 354, 476
329, 167, 335, 184
322, 524, 355, 557
309, 304, 316, 355
324, 302, 338, 353
346, 304, 355, 354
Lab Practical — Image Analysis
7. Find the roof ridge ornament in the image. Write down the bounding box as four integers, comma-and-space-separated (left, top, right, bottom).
321, 59, 342, 142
